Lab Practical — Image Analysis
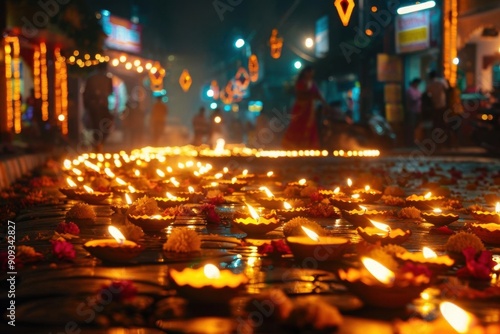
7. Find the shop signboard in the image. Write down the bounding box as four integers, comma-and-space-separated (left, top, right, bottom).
315, 15, 329, 58
101, 11, 142, 54
395, 11, 430, 54
377, 54, 402, 82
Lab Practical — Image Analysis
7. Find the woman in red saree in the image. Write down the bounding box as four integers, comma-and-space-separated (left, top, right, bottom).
282, 66, 327, 149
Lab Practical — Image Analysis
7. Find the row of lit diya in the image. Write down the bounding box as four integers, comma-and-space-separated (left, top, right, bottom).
81, 225, 497, 332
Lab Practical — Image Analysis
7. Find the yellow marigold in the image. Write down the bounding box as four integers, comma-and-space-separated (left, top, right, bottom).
398, 206, 421, 219
66, 203, 96, 219
445, 232, 485, 254
127, 196, 159, 216
163, 227, 202, 253
283, 217, 324, 237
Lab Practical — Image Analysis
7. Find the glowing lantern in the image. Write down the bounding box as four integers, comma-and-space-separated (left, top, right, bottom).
334, 0, 355, 27
269, 29, 283, 59
179, 69, 192, 92
248, 54, 259, 82
361, 257, 395, 284
149, 61, 165, 92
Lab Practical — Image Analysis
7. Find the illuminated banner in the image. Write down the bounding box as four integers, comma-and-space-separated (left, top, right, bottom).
395, 11, 430, 54
101, 11, 142, 54
315, 15, 329, 58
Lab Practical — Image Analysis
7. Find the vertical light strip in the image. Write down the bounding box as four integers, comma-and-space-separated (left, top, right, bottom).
33, 47, 41, 99
60, 54, 68, 135
40, 42, 49, 121
12, 37, 21, 134
54, 48, 62, 120
443, 0, 451, 84
449, 0, 458, 87
4, 40, 13, 132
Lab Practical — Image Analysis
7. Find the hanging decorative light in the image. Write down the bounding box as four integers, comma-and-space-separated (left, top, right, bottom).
269, 29, 283, 59
179, 69, 192, 92
40, 42, 49, 121
334, 0, 356, 27
54, 48, 68, 134
149, 61, 166, 92
234, 67, 250, 91
248, 54, 259, 82
4, 36, 21, 133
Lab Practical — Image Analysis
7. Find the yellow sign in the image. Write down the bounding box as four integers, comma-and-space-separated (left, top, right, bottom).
334, 0, 355, 27
398, 27, 428, 46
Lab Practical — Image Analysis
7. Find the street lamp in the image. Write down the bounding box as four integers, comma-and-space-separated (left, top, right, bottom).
305, 37, 314, 48
210, 102, 218, 110
235, 38, 245, 49
294, 61, 302, 70
207, 89, 214, 98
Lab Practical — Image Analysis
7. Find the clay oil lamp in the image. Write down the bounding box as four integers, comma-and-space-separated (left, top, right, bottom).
116, 185, 146, 201
352, 185, 382, 203
286, 226, 350, 262
338, 257, 430, 308
356, 220, 411, 245
59, 177, 80, 199
75, 185, 111, 204
406, 192, 444, 210
168, 264, 248, 304
277, 201, 308, 220
470, 202, 500, 224
103, 167, 116, 180
110, 177, 128, 193
127, 213, 176, 233
342, 205, 393, 227
218, 177, 248, 191
237, 169, 255, 181
342, 178, 354, 195
467, 222, 500, 246
173, 186, 204, 203
319, 186, 345, 198
155, 192, 189, 209
396, 247, 454, 274
111, 193, 133, 215
421, 208, 459, 226
232, 203, 281, 237
83, 226, 143, 263
258, 187, 286, 210
329, 193, 365, 211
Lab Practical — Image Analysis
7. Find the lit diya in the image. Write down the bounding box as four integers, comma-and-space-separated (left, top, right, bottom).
276, 201, 308, 220
287, 178, 308, 189
470, 202, 500, 224
59, 177, 80, 199
421, 208, 459, 226
319, 186, 345, 198
286, 226, 350, 262
329, 193, 366, 211
111, 193, 133, 215
115, 185, 146, 201
74, 185, 111, 203
356, 220, 411, 245
217, 178, 248, 191
342, 206, 393, 227
395, 247, 454, 273
338, 257, 430, 308
352, 185, 382, 203
154, 192, 189, 208
168, 264, 248, 304
232, 204, 281, 237
236, 169, 255, 180
172, 186, 204, 203
467, 222, 500, 246
83, 226, 143, 263
127, 214, 176, 233
406, 192, 444, 210
257, 187, 287, 210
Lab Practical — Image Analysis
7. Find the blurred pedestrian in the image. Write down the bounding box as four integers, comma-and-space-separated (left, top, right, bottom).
192, 107, 209, 145
282, 66, 327, 149
426, 70, 449, 131
150, 96, 168, 146
122, 95, 144, 150
82, 62, 114, 152
406, 78, 422, 144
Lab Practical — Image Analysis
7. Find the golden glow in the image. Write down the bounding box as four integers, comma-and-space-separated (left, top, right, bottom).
433, 208, 442, 213
83, 185, 94, 194
72, 168, 82, 176
115, 177, 126, 186
334, 0, 355, 26
108, 226, 126, 244
55, 48, 68, 134
134, 170, 140, 177
203, 264, 221, 279
104, 168, 115, 178
365, 185, 370, 191
351, 193, 360, 199
246, 203, 260, 220
359, 205, 367, 211
242, 169, 248, 176
423, 247, 438, 259
361, 257, 395, 284
170, 177, 180, 187
347, 178, 353, 187
284, 202, 292, 210
188, 186, 195, 193
496, 202, 500, 213
166, 192, 177, 200
128, 185, 136, 193
4, 36, 21, 133
214, 116, 222, 124
301, 226, 320, 242
231, 177, 237, 184
66, 178, 77, 188
298, 178, 307, 186
334, 187, 340, 194
119, 55, 127, 63
267, 171, 274, 177
424, 192, 432, 199
370, 220, 391, 234
439, 302, 473, 333
125, 193, 132, 205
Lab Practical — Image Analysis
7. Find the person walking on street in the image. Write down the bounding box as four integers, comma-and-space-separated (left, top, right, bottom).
426, 70, 449, 131
150, 96, 168, 146
406, 78, 422, 145
192, 107, 209, 145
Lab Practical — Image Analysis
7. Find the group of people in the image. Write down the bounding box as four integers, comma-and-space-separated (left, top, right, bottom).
405, 70, 457, 146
